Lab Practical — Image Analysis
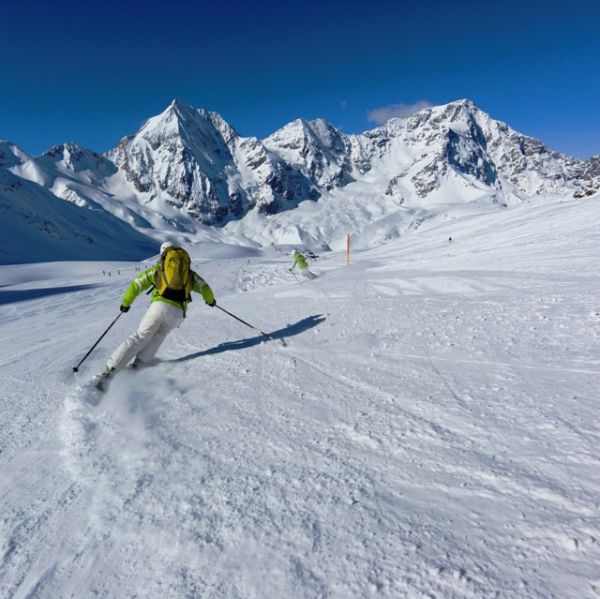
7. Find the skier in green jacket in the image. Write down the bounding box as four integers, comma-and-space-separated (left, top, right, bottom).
289, 250, 317, 279
95, 242, 215, 389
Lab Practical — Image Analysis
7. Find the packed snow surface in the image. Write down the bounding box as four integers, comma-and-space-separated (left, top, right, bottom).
1, 196, 599, 598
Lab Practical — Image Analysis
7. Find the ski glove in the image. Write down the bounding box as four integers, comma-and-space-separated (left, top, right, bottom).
201, 284, 215, 306
207, 299, 216, 307
120, 304, 130, 313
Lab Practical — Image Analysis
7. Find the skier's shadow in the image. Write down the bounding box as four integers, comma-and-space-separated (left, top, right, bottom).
170, 314, 326, 363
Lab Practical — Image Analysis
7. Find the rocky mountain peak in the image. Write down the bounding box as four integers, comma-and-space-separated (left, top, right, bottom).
105, 100, 316, 224
158, 99, 240, 147
265, 117, 342, 150
42, 142, 113, 172
264, 118, 352, 190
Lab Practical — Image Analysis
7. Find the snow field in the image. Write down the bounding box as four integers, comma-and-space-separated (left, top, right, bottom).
1, 196, 599, 597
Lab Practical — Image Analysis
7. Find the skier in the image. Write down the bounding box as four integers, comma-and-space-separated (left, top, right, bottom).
289, 250, 317, 279
94, 241, 216, 390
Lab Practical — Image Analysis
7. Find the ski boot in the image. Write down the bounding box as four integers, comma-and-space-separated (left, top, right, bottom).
93, 367, 115, 392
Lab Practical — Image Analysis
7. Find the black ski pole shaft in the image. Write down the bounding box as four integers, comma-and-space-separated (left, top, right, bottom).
216, 305, 286, 346
72, 312, 123, 372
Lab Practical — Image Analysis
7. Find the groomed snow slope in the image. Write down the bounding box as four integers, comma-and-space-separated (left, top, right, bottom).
0, 167, 158, 265
1, 196, 599, 598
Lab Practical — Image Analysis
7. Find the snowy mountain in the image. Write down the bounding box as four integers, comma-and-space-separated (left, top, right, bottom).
395, 99, 600, 199
11, 142, 118, 210
226, 100, 600, 247
107, 99, 314, 225
263, 117, 354, 191
8, 140, 224, 247
0, 165, 157, 264
105, 97, 598, 234
3, 98, 599, 263
266, 99, 600, 204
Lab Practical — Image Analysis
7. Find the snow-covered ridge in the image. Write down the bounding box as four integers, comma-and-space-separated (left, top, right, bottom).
2, 98, 599, 263
104, 98, 599, 228
0, 141, 30, 167
0, 166, 157, 264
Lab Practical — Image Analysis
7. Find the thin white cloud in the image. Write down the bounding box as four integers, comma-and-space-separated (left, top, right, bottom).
367, 100, 433, 124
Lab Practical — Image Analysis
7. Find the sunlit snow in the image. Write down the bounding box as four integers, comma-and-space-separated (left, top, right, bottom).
1, 194, 599, 597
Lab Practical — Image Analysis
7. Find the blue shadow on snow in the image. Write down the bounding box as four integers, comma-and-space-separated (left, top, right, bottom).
170, 314, 326, 363
0, 284, 100, 305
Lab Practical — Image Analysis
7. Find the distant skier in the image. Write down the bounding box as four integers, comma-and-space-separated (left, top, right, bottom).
94, 242, 216, 390
289, 250, 317, 279
449, 236, 453, 243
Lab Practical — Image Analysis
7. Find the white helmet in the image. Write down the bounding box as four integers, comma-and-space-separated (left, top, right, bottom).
160, 241, 175, 255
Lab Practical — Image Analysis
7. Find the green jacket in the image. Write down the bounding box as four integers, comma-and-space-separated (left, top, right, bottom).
121, 263, 215, 312
291, 252, 308, 270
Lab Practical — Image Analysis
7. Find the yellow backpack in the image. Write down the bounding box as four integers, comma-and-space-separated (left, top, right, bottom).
155, 247, 194, 302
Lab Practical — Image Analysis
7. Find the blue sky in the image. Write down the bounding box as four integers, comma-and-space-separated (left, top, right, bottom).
1, 0, 599, 158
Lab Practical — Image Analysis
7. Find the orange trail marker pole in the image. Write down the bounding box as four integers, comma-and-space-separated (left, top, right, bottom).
345, 233, 350, 265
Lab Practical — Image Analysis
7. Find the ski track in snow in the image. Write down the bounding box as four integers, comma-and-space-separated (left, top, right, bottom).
1, 198, 600, 598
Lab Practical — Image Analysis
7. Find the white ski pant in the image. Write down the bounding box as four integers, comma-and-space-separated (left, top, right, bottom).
107, 302, 184, 371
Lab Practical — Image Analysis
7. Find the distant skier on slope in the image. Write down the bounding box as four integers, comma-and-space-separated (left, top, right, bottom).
289, 250, 317, 279
94, 241, 216, 390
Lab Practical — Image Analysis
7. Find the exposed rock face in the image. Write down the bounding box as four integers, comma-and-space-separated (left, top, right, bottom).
384, 176, 405, 205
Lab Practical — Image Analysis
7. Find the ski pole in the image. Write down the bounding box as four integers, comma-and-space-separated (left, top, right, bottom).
72, 312, 123, 372
216, 305, 287, 347
290, 269, 303, 285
